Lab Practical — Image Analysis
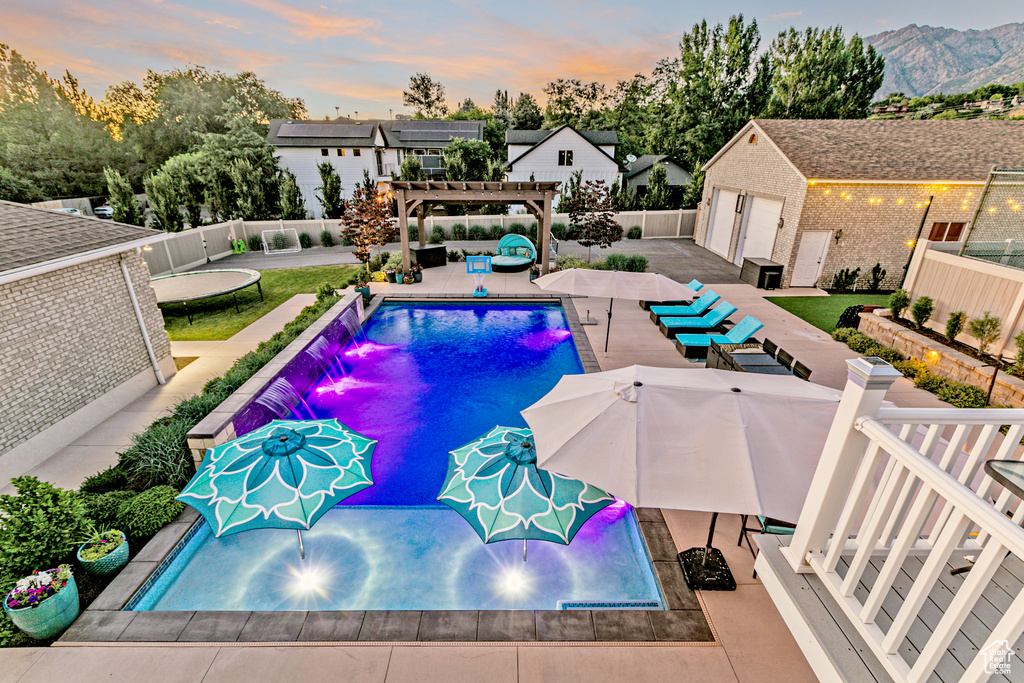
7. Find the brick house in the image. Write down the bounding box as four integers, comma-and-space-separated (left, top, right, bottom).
694, 119, 1024, 288
0, 202, 173, 483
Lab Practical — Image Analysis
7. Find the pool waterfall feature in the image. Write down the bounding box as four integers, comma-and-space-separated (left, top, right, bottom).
164, 294, 667, 612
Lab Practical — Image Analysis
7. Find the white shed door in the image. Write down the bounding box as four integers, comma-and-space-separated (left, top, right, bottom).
791, 231, 831, 287
735, 197, 783, 265
707, 189, 738, 258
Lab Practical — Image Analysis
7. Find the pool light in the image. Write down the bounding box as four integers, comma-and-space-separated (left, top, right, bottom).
497, 567, 530, 598
288, 565, 328, 598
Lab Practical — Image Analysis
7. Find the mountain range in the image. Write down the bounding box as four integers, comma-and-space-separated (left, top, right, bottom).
865, 22, 1024, 98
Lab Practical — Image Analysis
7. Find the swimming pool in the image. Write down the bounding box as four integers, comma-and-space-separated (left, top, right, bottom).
130, 302, 665, 611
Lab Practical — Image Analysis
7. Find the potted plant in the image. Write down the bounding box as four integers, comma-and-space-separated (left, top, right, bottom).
3, 565, 79, 639
385, 268, 397, 283
412, 263, 423, 283
77, 529, 129, 576
529, 265, 540, 282
403, 269, 415, 284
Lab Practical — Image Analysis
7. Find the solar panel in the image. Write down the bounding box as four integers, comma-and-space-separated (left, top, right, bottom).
398, 130, 474, 142
392, 120, 479, 132
277, 123, 373, 138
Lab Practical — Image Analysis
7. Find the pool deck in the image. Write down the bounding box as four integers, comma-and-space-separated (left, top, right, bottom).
2, 249, 949, 682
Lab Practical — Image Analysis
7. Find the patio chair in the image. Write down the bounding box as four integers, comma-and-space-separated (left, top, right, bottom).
649, 290, 720, 322
659, 303, 737, 337
639, 279, 704, 310
793, 360, 812, 381
686, 278, 704, 291
776, 349, 795, 369
762, 338, 779, 358
673, 316, 764, 359
739, 514, 797, 577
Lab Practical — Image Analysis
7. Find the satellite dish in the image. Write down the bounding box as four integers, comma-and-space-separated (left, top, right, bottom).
626, 154, 637, 163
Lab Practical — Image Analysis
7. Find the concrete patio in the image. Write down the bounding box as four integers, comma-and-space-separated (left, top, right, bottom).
1, 244, 946, 682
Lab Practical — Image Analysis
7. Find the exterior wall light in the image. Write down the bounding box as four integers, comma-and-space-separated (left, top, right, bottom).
834, 229, 843, 244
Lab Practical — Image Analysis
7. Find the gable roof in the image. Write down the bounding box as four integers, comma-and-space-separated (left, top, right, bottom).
506, 129, 619, 147
705, 119, 1024, 182
267, 119, 379, 147
624, 154, 690, 179
0, 201, 164, 282
378, 119, 485, 149
505, 124, 622, 170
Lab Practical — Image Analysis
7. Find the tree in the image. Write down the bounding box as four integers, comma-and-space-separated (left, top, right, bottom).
458, 97, 476, 113
103, 168, 144, 226
542, 79, 608, 129
144, 171, 183, 232
341, 182, 396, 279
442, 137, 493, 182
403, 73, 447, 118
605, 75, 654, 161
492, 89, 511, 128
565, 179, 621, 262
279, 170, 306, 219
642, 163, 671, 210
764, 27, 884, 119
398, 154, 426, 181
510, 92, 542, 130
228, 158, 277, 221
161, 153, 205, 228
0, 166, 42, 202
316, 161, 345, 219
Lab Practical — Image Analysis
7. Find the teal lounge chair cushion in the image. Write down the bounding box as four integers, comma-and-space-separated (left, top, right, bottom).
650, 290, 720, 318
675, 316, 764, 347
660, 303, 737, 330
686, 279, 703, 291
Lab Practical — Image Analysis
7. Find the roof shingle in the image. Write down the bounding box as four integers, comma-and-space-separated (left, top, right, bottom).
506, 129, 619, 146
751, 119, 1024, 182
0, 201, 162, 275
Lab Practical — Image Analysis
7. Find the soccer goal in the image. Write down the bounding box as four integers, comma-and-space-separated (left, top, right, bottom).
261, 228, 302, 255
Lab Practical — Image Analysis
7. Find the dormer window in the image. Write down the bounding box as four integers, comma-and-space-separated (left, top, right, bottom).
558, 150, 574, 166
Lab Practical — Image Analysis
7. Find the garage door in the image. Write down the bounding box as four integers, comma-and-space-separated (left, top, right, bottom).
707, 189, 738, 258
734, 196, 783, 265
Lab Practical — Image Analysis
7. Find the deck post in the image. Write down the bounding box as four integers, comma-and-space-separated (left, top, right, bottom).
396, 189, 411, 272
540, 190, 554, 275
416, 205, 426, 247
783, 357, 902, 573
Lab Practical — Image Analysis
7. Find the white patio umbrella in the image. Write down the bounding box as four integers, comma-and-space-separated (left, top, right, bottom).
533, 269, 698, 352
520, 365, 844, 524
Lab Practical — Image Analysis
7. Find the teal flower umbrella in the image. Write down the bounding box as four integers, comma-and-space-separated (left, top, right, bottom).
177, 419, 375, 558
438, 426, 614, 561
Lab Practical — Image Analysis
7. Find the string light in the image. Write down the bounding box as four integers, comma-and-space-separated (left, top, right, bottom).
897, 198, 904, 204
824, 189, 830, 195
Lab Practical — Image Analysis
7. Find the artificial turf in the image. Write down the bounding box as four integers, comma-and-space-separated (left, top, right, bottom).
161, 265, 359, 341
766, 293, 891, 334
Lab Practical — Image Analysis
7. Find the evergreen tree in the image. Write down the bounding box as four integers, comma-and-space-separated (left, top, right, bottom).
398, 155, 426, 181
144, 171, 183, 232
316, 161, 345, 219
279, 170, 306, 219
642, 162, 671, 210
510, 92, 542, 129
161, 153, 205, 228
103, 168, 144, 226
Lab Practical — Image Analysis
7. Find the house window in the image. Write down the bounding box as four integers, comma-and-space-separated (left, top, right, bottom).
337, 149, 345, 156
558, 150, 574, 166
427, 148, 440, 156
353, 148, 361, 157
413, 149, 426, 156
748, 134, 757, 144
320, 148, 328, 156
928, 222, 966, 241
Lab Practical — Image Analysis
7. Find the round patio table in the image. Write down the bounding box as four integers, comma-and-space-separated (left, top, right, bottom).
150, 269, 263, 324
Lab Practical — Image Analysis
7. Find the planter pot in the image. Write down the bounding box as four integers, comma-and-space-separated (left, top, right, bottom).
529, 272, 538, 282
355, 286, 370, 299
77, 532, 129, 576
386, 273, 396, 283
403, 277, 414, 284
4, 575, 80, 639
413, 272, 422, 283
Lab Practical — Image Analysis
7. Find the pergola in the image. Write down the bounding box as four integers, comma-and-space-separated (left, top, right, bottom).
389, 181, 560, 275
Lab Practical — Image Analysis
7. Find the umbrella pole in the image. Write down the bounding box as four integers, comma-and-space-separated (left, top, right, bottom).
523, 539, 528, 563
604, 298, 614, 354
297, 530, 305, 560
702, 513, 718, 566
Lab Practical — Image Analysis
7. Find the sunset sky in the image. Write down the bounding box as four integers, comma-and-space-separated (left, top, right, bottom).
5, 0, 1020, 119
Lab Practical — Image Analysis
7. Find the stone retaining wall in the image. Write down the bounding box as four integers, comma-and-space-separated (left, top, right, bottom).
858, 312, 1024, 407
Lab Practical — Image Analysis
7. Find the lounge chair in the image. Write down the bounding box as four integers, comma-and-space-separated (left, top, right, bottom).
649, 290, 720, 322
638, 279, 704, 311
793, 360, 812, 381
658, 303, 737, 337
673, 316, 764, 359
491, 234, 536, 272
762, 338, 779, 358
776, 349, 795, 369
739, 514, 796, 577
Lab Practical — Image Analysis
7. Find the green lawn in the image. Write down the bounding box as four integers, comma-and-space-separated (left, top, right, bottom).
766, 293, 891, 334
161, 265, 359, 341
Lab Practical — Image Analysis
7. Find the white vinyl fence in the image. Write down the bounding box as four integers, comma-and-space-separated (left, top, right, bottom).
142, 210, 698, 276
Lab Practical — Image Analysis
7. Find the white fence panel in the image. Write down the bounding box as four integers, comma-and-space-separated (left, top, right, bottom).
142, 244, 173, 277
164, 231, 206, 272
200, 223, 234, 262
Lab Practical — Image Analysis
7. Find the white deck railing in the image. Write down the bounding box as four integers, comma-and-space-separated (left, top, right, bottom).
782, 358, 1024, 683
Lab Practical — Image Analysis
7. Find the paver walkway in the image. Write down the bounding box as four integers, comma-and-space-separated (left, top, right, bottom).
3, 242, 947, 682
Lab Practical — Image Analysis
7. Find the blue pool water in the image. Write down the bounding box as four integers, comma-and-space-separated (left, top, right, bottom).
132, 303, 665, 611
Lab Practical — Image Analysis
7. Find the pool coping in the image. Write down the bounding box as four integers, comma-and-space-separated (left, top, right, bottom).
59, 295, 714, 645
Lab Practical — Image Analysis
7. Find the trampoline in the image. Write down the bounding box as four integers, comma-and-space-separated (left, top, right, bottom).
150, 269, 263, 324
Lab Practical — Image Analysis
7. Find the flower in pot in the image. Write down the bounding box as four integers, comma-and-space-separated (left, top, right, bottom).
3, 565, 79, 639
529, 265, 540, 281
412, 263, 423, 282
385, 268, 397, 283
77, 529, 129, 576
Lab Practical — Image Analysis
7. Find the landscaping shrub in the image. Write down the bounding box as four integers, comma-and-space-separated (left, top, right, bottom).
844, 331, 876, 354
447, 250, 461, 262
867, 345, 905, 364
551, 223, 568, 240
171, 391, 224, 427
315, 282, 336, 303
893, 358, 927, 380
271, 232, 289, 250
603, 254, 630, 271
429, 226, 446, 244
555, 254, 588, 270
384, 252, 404, 270
298, 232, 313, 249
889, 289, 910, 319
489, 225, 504, 240
117, 417, 195, 491
910, 296, 934, 328
450, 223, 467, 240
869, 263, 886, 291
81, 489, 136, 528
936, 381, 988, 409
528, 222, 538, 241
117, 486, 184, 538
968, 312, 1002, 356
320, 229, 335, 248
508, 222, 526, 235
0, 477, 85, 581
368, 251, 389, 273
626, 255, 649, 273
831, 267, 861, 293
627, 226, 642, 240
467, 225, 487, 240
79, 464, 128, 494
914, 372, 949, 393
831, 327, 857, 343
1013, 331, 1024, 376
945, 311, 967, 342
246, 235, 262, 253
